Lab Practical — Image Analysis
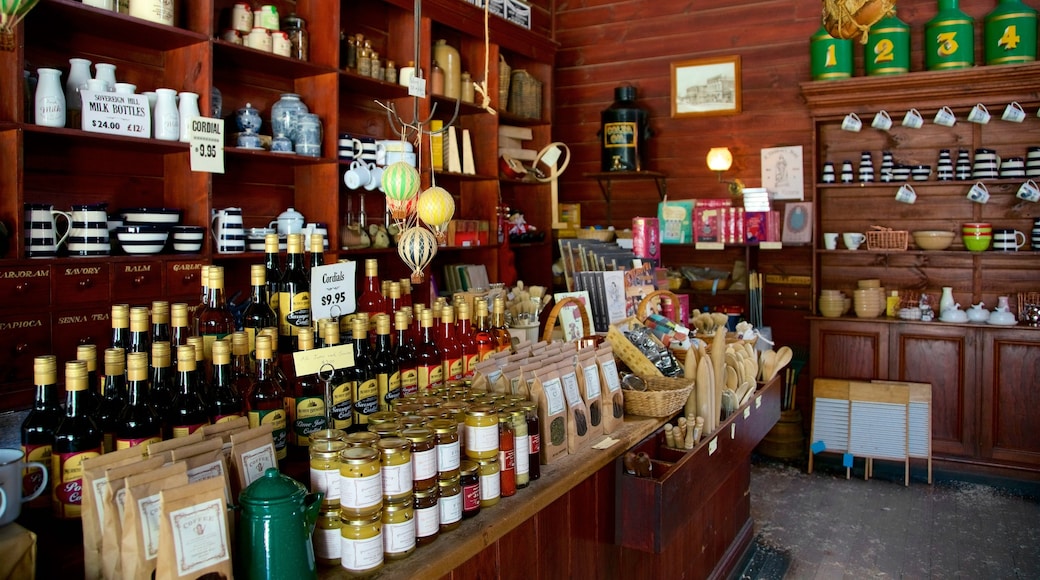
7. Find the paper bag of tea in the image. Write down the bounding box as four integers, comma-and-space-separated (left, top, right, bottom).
529, 367, 567, 464
120, 463, 189, 580
81, 446, 147, 580
577, 350, 617, 434
229, 423, 277, 497
156, 476, 233, 580
557, 359, 596, 451
170, 438, 231, 505
146, 430, 205, 465
201, 416, 250, 461
100, 456, 165, 579
597, 345, 625, 427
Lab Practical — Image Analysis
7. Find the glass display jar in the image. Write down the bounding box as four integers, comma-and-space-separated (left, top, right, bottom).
381, 498, 416, 560
477, 457, 501, 508
314, 508, 342, 566
281, 14, 309, 61
460, 460, 480, 518
345, 431, 380, 448
376, 436, 413, 502
429, 418, 460, 479
293, 112, 322, 157
402, 426, 437, 491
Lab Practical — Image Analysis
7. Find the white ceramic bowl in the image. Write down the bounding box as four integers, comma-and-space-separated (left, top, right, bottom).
120, 208, 182, 228
172, 240, 204, 253
116, 226, 169, 254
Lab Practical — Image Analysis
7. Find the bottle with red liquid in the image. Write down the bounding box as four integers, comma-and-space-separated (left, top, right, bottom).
456, 301, 479, 378
394, 310, 418, 397
357, 258, 387, 317
498, 411, 516, 497
415, 308, 443, 392
51, 360, 102, 519
398, 278, 413, 309
386, 282, 403, 319
438, 305, 464, 383
473, 299, 496, 362
197, 266, 235, 361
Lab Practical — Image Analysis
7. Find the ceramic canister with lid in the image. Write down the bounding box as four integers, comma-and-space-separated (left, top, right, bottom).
925, 0, 974, 70
271, 93, 308, 141
810, 26, 853, 80
864, 12, 910, 75
601, 84, 650, 172
984, 0, 1037, 65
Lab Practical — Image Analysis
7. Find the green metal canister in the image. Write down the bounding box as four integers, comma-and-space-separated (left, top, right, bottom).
925, 0, 975, 70
985, 0, 1037, 64
810, 26, 853, 80
864, 13, 910, 75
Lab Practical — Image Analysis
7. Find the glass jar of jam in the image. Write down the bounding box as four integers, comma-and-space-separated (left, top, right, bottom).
401, 426, 437, 491
437, 474, 462, 532
394, 400, 424, 415
477, 457, 501, 508
376, 436, 413, 502
413, 486, 439, 545
498, 411, 517, 497
429, 418, 461, 479
419, 407, 450, 422
310, 438, 346, 508
460, 460, 480, 518
369, 421, 403, 438
340, 512, 383, 576
338, 446, 382, 518
344, 431, 380, 448
465, 404, 498, 460
314, 508, 341, 566
368, 410, 401, 427
310, 428, 347, 443
399, 414, 426, 429
381, 498, 416, 560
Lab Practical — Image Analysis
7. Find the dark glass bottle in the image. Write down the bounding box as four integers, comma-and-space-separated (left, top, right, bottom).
51, 360, 102, 519
193, 264, 210, 335
309, 232, 325, 270
438, 305, 464, 383
230, 331, 254, 401
349, 317, 379, 429
95, 347, 127, 453
248, 335, 288, 460
242, 264, 277, 358
491, 296, 512, 353
75, 343, 102, 416
127, 306, 151, 356
264, 233, 282, 324
473, 298, 496, 362
326, 321, 353, 432
167, 344, 210, 438
115, 351, 162, 450
398, 278, 413, 309
372, 314, 399, 412
110, 303, 130, 351
278, 233, 311, 353
209, 339, 243, 423
456, 301, 479, 378
21, 355, 61, 510
151, 300, 171, 345
415, 308, 443, 393
170, 302, 191, 348
357, 258, 387, 317
260, 326, 291, 395
393, 310, 418, 397
287, 327, 326, 450
148, 341, 174, 415
186, 336, 209, 393
197, 265, 235, 362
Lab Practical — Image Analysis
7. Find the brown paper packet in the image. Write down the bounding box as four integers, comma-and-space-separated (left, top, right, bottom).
146, 430, 205, 465
101, 456, 165, 580
530, 367, 568, 464
597, 345, 625, 425
156, 475, 233, 580
557, 359, 596, 451
201, 416, 250, 462
82, 446, 147, 580
501, 362, 523, 395
578, 350, 619, 435
229, 423, 277, 499
120, 463, 189, 580
170, 438, 232, 507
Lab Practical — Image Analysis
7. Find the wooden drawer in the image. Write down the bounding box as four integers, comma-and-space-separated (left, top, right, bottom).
616, 376, 780, 553
111, 261, 163, 303
0, 312, 52, 408
165, 259, 207, 300
0, 265, 51, 309
52, 306, 112, 365
53, 262, 110, 305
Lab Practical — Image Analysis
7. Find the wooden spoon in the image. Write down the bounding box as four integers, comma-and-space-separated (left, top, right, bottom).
760, 349, 777, 382
769, 346, 794, 381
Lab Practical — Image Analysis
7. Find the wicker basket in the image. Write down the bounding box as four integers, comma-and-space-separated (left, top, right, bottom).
498, 55, 511, 111
866, 226, 908, 251
575, 227, 615, 242
605, 325, 662, 377
508, 69, 542, 119
623, 376, 694, 418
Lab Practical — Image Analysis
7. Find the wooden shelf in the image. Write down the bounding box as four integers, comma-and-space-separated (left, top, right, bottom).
32, 0, 209, 50
584, 171, 668, 224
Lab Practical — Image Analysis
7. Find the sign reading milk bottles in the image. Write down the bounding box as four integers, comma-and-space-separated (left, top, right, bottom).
80, 90, 150, 138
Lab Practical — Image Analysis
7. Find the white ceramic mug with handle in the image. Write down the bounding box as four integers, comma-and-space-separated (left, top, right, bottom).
211, 207, 246, 253
0, 448, 49, 526
24, 203, 71, 258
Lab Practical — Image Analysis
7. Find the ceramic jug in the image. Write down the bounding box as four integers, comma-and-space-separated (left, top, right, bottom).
177, 91, 200, 143
211, 207, 245, 253
67, 203, 110, 257
23, 203, 71, 258
238, 467, 322, 580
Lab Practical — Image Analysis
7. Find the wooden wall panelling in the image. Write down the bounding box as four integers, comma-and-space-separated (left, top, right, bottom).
980, 330, 1040, 467
0, 131, 22, 258
496, 516, 540, 579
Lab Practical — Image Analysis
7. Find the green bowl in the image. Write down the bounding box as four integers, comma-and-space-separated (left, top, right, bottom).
963, 234, 992, 252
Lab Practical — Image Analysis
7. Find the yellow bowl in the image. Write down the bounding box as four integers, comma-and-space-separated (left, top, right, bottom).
912, 230, 955, 251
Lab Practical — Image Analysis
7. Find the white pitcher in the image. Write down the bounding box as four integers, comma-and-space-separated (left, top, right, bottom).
24, 203, 71, 258
211, 207, 245, 254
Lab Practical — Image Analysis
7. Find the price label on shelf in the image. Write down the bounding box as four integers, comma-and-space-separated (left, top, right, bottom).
80, 90, 150, 139
189, 117, 225, 173
310, 261, 357, 321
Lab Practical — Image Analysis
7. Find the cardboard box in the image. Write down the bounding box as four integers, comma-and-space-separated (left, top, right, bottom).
657, 199, 694, 244
694, 199, 731, 243
631, 217, 660, 265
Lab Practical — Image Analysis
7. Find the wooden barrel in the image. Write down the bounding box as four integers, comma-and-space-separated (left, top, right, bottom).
757, 409, 805, 459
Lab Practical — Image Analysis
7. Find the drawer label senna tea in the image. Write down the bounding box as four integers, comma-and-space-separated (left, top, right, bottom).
81, 90, 150, 139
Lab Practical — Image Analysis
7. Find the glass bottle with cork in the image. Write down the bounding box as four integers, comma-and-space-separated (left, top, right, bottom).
248, 334, 288, 460
167, 344, 210, 438
197, 265, 235, 361
115, 351, 162, 450
95, 347, 127, 453
242, 264, 277, 356
278, 233, 311, 353
208, 339, 244, 423
51, 360, 102, 519
21, 355, 61, 509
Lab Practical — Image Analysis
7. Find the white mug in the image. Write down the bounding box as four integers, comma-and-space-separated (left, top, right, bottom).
933, 106, 956, 127
902, 108, 923, 128
68, 203, 110, 257
343, 160, 371, 190
843, 232, 866, 250
1017, 179, 1040, 203
871, 110, 893, 131
895, 183, 917, 204
0, 448, 49, 527
1002, 101, 1026, 123
968, 103, 991, 124
993, 229, 1026, 251
365, 164, 384, 191
24, 203, 71, 258
211, 207, 246, 253
967, 181, 990, 204
823, 232, 839, 250
841, 112, 862, 132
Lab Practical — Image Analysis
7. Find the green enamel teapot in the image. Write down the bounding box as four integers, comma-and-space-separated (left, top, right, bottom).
238, 467, 323, 579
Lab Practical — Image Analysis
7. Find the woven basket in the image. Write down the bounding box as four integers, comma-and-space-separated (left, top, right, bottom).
542, 296, 592, 342
866, 226, 908, 251
623, 376, 694, 418
576, 228, 615, 242
605, 325, 662, 377
498, 55, 511, 111
508, 69, 542, 119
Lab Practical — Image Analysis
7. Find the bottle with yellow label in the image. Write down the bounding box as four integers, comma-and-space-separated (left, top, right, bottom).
325, 320, 353, 431
372, 314, 400, 412
288, 327, 327, 449
51, 360, 102, 519
349, 317, 379, 429
21, 355, 61, 509
278, 233, 311, 353
249, 335, 288, 459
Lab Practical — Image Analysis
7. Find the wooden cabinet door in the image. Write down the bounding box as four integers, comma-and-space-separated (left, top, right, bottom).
890, 323, 977, 459
809, 319, 889, 381
979, 328, 1040, 468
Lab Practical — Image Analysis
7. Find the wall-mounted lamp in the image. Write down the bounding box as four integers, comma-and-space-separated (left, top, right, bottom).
706, 147, 744, 198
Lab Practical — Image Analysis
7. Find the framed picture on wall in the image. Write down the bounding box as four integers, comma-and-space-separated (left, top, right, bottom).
782, 202, 813, 244
670, 55, 742, 118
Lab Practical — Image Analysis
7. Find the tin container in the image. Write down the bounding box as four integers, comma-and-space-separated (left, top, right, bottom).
925, 0, 975, 70
810, 26, 853, 80
864, 14, 910, 75
985, 0, 1037, 64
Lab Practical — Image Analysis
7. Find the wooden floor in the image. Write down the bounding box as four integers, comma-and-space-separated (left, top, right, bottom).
748, 458, 1040, 579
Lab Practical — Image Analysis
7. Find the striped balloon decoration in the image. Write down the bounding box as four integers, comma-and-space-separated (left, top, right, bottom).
397, 225, 438, 283
382, 161, 420, 202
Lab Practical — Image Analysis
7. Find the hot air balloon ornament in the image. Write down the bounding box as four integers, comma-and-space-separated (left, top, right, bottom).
397, 225, 438, 283
1, 0, 40, 51
416, 185, 455, 244
381, 161, 421, 228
